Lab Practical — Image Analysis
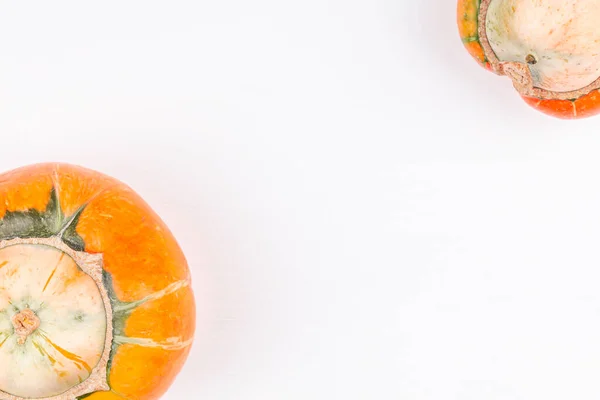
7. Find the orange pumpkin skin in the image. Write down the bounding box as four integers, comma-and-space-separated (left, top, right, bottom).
457, 0, 600, 119
457, 0, 491, 70
0, 163, 195, 400
521, 91, 600, 120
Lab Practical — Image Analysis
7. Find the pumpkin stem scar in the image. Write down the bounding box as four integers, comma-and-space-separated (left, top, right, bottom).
11, 309, 40, 344
113, 279, 190, 314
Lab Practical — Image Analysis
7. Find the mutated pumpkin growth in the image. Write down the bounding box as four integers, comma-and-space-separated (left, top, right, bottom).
0, 163, 195, 400
457, 0, 600, 119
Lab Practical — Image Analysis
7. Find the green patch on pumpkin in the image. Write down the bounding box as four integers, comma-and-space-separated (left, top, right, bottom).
0, 187, 86, 251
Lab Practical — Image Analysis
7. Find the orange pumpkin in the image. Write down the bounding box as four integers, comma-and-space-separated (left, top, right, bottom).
457, 0, 600, 119
0, 163, 195, 400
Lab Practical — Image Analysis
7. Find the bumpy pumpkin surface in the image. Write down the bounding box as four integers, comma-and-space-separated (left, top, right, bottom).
0, 163, 195, 400
457, 0, 600, 119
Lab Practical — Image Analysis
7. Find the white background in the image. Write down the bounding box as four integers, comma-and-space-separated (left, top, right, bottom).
2, 1, 600, 399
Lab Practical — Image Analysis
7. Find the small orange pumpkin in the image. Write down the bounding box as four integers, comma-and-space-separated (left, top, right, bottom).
457, 0, 600, 119
0, 163, 195, 400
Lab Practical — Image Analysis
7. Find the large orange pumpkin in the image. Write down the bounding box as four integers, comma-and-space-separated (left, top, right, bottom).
0, 163, 195, 400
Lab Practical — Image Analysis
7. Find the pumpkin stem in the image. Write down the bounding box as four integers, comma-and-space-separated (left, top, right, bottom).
11, 309, 40, 344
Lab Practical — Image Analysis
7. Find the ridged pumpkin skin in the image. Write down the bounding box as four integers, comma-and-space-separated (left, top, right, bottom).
0, 163, 195, 400
457, 0, 600, 119
520, 91, 600, 120
457, 0, 491, 70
